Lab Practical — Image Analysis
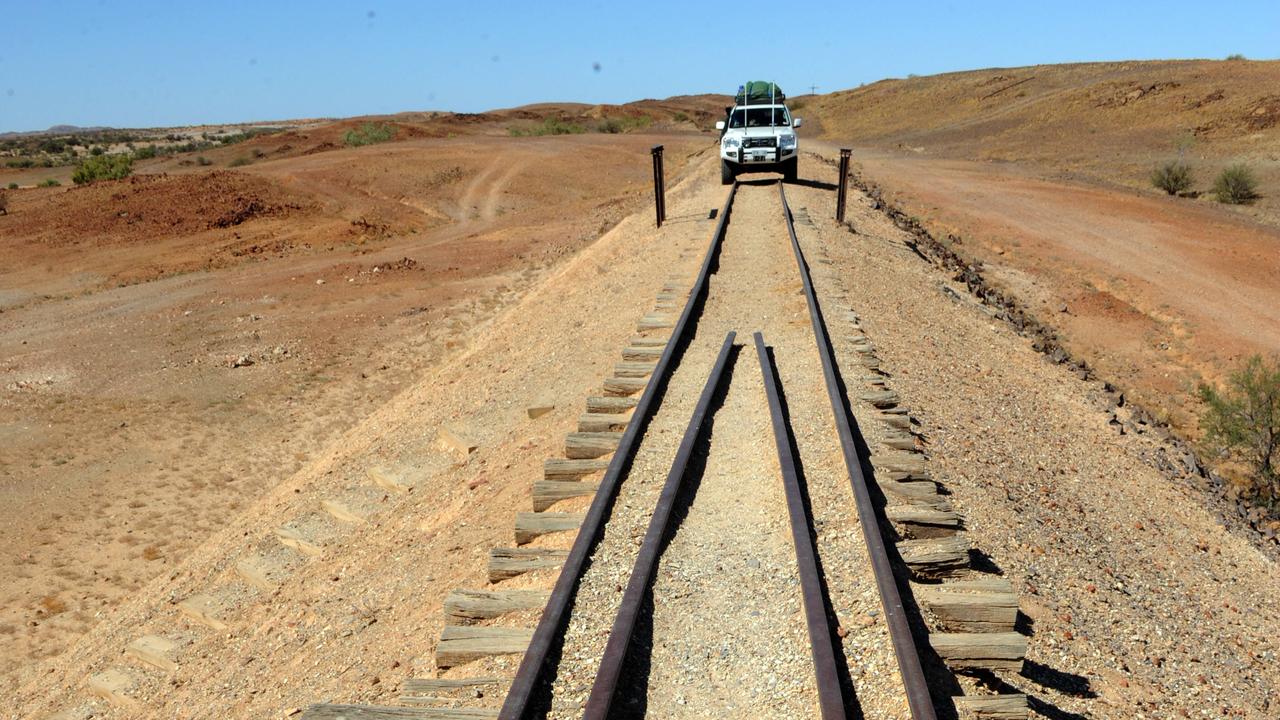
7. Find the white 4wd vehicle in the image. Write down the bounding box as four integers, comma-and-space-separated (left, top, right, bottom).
715, 104, 802, 184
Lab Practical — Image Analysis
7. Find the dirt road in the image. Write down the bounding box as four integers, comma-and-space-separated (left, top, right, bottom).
830, 145, 1280, 435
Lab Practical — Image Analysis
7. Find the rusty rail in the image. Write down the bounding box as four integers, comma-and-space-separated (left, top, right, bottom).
497, 182, 738, 720
779, 181, 939, 720
753, 331, 849, 719
581, 331, 737, 719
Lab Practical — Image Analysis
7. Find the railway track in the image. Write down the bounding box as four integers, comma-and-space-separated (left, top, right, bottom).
304, 170, 1029, 719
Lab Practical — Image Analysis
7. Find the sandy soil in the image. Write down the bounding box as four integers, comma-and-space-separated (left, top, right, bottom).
826, 144, 1280, 441
0, 126, 711, 696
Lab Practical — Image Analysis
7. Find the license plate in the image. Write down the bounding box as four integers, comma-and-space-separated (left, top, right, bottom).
752, 152, 766, 161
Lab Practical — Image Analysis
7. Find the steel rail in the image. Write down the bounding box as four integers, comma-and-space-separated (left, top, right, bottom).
581, 331, 737, 719
778, 182, 939, 720
753, 331, 849, 720
497, 182, 740, 720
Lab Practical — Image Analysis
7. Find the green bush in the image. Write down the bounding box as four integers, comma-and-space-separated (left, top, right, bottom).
6, 159, 34, 169
72, 154, 133, 184
1213, 164, 1259, 204
228, 156, 252, 167
596, 116, 652, 134
133, 145, 158, 160
1199, 354, 1280, 503
1151, 160, 1193, 195
672, 111, 689, 122
343, 122, 396, 147
511, 117, 589, 137
38, 178, 61, 187
1226, 53, 1247, 61
90, 146, 105, 156
6, 182, 17, 189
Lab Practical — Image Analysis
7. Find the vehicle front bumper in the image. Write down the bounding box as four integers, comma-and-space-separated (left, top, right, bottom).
720, 146, 797, 166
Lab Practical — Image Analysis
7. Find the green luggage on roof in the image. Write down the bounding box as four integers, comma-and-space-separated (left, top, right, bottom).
735, 81, 785, 105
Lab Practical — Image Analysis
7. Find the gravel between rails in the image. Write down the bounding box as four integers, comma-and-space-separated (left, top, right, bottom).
542, 182, 908, 719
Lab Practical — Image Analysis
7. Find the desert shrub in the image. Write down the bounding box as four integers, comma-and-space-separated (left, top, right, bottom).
1199, 355, 1280, 504
6, 182, 17, 189
343, 122, 396, 147
90, 146, 105, 156
252, 148, 266, 159
1226, 53, 1247, 61
197, 156, 213, 166
0, 190, 7, 214
511, 118, 588, 137
72, 154, 133, 184
132, 145, 158, 160
6, 159, 34, 168
38, 178, 61, 187
596, 116, 652, 134
228, 156, 252, 167
1151, 160, 1193, 195
1213, 164, 1259, 204
673, 111, 689, 122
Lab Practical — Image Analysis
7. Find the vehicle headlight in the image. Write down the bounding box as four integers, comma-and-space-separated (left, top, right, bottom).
722, 137, 741, 149
779, 134, 797, 149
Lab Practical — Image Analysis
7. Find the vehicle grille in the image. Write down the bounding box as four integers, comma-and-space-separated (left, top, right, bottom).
743, 137, 777, 149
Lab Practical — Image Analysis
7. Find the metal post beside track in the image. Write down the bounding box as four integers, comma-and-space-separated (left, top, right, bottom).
651, 144, 666, 227
836, 148, 851, 222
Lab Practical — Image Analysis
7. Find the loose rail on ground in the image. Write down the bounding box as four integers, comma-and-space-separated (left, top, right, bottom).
497, 183, 740, 720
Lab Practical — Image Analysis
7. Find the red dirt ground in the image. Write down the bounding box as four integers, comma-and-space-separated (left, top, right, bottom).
0, 115, 713, 692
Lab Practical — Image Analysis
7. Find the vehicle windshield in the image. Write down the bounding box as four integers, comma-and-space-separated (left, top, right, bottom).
729, 107, 791, 128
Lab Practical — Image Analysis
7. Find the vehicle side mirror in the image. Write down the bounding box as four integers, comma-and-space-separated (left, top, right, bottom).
715, 121, 725, 131
793, 117, 803, 128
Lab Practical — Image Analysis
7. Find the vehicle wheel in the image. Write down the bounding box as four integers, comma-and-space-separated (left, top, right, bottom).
721, 160, 735, 185
782, 157, 798, 183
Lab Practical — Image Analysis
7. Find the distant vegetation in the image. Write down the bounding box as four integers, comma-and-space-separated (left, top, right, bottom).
0, 126, 281, 169
509, 118, 587, 137
38, 178, 61, 187
1199, 355, 1280, 506
1151, 160, 1194, 195
508, 114, 660, 137
596, 116, 652, 134
6, 182, 17, 189
1213, 164, 1259, 204
1226, 54, 1248, 61
229, 156, 253, 167
73, 154, 133, 184
343, 122, 396, 147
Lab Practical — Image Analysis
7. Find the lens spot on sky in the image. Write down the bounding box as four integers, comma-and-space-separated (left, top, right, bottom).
249, 58, 258, 66
367, 10, 376, 19
5, 89, 13, 97
491, 55, 500, 63
592, 62, 602, 73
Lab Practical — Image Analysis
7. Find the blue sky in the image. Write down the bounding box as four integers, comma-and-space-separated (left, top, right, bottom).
2, 1, 1277, 132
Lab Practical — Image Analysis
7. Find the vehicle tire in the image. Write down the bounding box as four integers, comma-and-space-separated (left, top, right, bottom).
782, 156, 798, 183
721, 160, 735, 185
